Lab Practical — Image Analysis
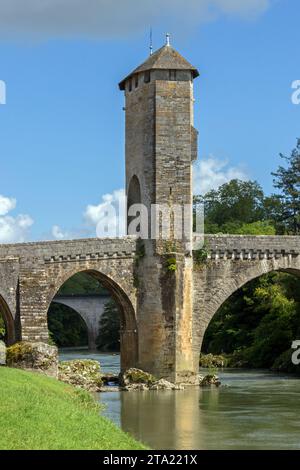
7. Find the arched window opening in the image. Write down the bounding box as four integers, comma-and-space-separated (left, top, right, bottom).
127, 175, 142, 235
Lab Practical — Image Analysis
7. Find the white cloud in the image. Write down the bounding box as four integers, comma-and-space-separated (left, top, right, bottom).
0, 195, 33, 243
193, 156, 248, 195
51, 225, 68, 240
84, 189, 126, 238
0, 0, 271, 39
0, 195, 16, 216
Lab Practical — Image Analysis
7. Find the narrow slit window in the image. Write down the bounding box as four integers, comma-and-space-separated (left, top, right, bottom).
169, 70, 177, 81
144, 71, 151, 83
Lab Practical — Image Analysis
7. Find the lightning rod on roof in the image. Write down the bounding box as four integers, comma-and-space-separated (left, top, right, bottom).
150, 27, 153, 55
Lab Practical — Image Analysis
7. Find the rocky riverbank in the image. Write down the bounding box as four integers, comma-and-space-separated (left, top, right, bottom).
3, 341, 222, 391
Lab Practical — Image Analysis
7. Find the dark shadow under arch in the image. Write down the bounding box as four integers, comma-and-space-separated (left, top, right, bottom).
0, 295, 15, 346
47, 270, 138, 371
48, 302, 89, 348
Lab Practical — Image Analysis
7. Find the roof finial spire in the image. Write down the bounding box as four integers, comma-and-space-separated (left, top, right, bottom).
150, 27, 153, 56
166, 33, 171, 47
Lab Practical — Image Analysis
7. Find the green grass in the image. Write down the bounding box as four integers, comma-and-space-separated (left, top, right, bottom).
0, 367, 145, 450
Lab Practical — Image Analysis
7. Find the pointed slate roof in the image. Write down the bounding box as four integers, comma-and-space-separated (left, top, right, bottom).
119, 45, 199, 90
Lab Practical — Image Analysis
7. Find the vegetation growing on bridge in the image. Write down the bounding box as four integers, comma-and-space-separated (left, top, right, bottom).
0, 367, 145, 450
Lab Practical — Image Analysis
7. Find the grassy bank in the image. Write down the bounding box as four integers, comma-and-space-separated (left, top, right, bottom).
0, 367, 145, 450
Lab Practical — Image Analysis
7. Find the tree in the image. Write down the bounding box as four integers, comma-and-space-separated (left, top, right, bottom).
58, 272, 108, 296
48, 304, 88, 347
194, 179, 275, 234
96, 300, 120, 352
203, 272, 300, 369
272, 139, 300, 234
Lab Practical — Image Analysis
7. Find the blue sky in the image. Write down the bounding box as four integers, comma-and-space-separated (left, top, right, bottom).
0, 0, 299, 242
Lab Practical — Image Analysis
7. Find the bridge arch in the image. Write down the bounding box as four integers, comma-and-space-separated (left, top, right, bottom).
46, 268, 138, 370
193, 256, 300, 366
0, 294, 15, 346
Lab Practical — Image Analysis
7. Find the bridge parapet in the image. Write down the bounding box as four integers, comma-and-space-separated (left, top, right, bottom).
0, 237, 137, 264
194, 235, 300, 260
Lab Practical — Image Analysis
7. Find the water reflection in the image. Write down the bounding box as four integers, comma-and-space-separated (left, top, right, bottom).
120, 389, 206, 450
59, 350, 300, 450
103, 370, 300, 450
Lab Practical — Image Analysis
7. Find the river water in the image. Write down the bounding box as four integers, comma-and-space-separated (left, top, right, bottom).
59, 350, 300, 450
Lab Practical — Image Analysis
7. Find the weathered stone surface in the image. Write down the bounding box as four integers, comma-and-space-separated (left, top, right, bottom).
149, 379, 184, 390
0, 340, 6, 365
120, 369, 184, 391
58, 359, 102, 392
120, 368, 156, 387
6, 342, 58, 377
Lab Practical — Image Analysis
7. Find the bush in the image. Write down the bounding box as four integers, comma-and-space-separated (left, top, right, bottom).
199, 353, 228, 368
271, 349, 300, 374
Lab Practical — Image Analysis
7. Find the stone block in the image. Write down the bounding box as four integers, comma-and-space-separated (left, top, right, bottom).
6, 342, 58, 378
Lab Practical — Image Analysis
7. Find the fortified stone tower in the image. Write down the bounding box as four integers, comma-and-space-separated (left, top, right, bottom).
119, 37, 199, 382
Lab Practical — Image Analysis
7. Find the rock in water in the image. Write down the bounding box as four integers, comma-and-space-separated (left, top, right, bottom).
200, 374, 221, 387
119, 368, 157, 389
149, 379, 184, 390
0, 340, 6, 365
120, 369, 184, 391
6, 342, 58, 378
59, 360, 102, 391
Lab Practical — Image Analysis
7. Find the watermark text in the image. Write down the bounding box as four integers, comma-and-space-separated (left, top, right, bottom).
0, 80, 6, 105
291, 80, 300, 105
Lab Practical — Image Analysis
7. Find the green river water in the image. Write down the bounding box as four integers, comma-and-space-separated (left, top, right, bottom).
60, 350, 300, 450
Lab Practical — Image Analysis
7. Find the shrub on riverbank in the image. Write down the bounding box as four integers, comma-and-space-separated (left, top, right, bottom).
199, 353, 228, 368
271, 349, 300, 374
0, 367, 145, 450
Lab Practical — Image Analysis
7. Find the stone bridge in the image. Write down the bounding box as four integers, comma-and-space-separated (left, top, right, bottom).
1, 234, 299, 381
0, 237, 138, 371
53, 293, 111, 350
2, 42, 300, 382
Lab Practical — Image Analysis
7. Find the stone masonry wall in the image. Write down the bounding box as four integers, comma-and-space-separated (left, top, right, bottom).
1, 234, 300, 378
192, 234, 300, 373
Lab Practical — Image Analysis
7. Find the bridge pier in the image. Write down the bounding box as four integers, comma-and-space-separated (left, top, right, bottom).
136, 242, 196, 384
